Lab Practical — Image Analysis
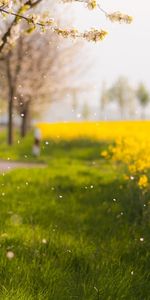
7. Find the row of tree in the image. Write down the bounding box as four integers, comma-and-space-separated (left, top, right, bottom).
0, 30, 79, 144
101, 77, 150, 119
0, 1, 83, 145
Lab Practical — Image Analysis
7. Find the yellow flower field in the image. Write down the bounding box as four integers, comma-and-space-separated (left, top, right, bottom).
37, 121, 116, 141
37, 121, 150, 141
37, 121, 150, 189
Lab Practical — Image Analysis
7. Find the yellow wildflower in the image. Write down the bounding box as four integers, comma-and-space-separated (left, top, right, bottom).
101, 150, 108, 158
138, 175, 149, 190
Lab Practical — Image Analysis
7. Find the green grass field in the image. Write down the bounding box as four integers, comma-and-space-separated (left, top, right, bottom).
0, 133, 150, 299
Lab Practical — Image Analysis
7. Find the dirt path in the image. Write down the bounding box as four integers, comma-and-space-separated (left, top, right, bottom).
0, 160, 47, 172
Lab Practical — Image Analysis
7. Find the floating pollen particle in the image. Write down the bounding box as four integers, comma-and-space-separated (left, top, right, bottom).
6, 251, 15, 260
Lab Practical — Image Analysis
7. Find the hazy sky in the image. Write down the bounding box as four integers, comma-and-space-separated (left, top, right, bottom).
70, 0, 150, 94
44, 0, 150, 120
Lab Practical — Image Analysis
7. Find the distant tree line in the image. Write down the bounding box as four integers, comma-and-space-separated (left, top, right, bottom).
100, 77, 150, 119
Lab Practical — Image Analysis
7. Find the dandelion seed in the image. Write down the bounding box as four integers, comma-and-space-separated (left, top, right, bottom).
42, 238, 47, 244
140, 237, 144, 242
45, 141, 49, 145
131, 271, 134, 275
77, 113, 81, 119
59, 195, 63, 198
6, 251, 15, 260
113, 198, 117, 202
90, 185, 94, 189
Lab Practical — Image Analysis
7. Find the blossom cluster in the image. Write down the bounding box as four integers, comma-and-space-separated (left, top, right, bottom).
54, 27, 108, 41
63, 0, 97, 10
107, 12, 133, 24
0, 0, 133, 46
61, 0, 133, 23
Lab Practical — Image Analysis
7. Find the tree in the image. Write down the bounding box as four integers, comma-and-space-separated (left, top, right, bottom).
0, 30, 80, 141
100, 82, 109, 119
109, 77, 135, 119
136, 83, 150, 119
0, 0, 132, 53
82, 101, 90, 120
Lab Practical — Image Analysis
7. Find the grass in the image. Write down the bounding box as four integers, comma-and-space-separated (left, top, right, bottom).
0, 131, 150, 299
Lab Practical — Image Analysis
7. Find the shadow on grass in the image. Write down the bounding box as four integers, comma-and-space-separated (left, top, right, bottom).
0, 130, 110, 164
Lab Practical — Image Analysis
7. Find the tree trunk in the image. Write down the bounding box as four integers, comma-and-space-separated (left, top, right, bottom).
20, 105, 29, 138
6, 51, 14, 145
141, 108, 145, 120
8, 91, 13, 145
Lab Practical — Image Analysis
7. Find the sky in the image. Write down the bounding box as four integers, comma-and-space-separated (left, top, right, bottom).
71, 0, 150, 99
44, 0, 150, 121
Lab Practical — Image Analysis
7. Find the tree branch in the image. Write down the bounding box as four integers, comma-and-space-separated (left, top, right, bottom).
0, 0, 43, 53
